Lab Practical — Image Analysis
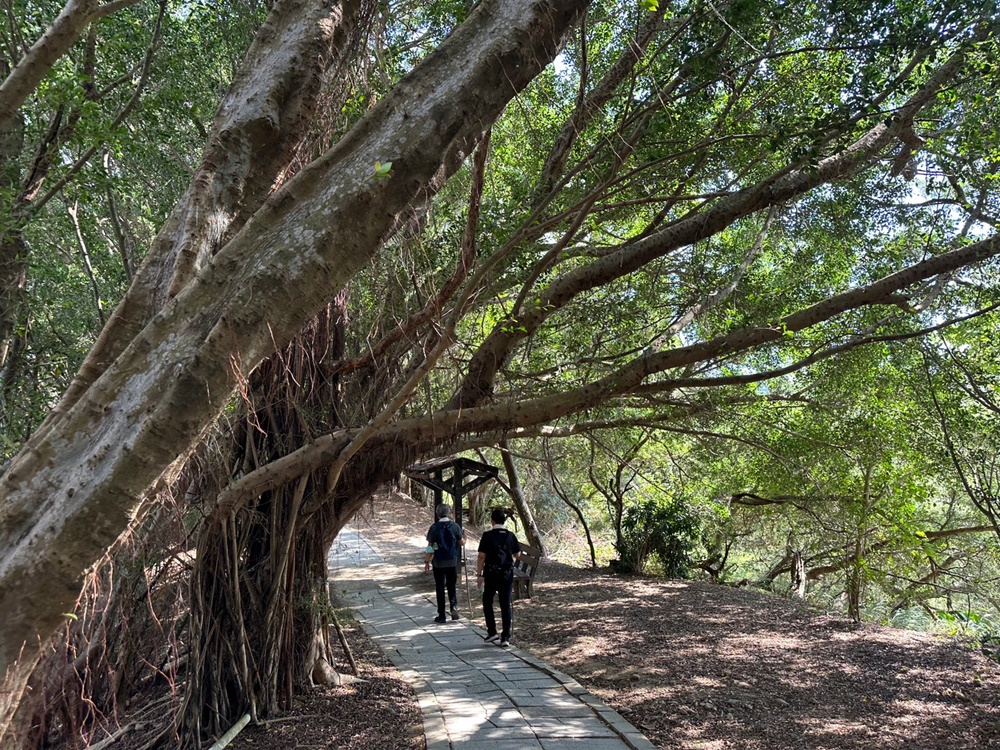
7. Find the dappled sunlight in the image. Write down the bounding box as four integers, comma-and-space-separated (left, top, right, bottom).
689, 676, 727, 689
799, 717, 878, 742
722, 632, 803, 650
518, 564, 1000, 749
670, 731, 728, 750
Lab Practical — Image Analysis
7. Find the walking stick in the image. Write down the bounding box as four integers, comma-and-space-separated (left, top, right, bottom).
464, 552, 474, 618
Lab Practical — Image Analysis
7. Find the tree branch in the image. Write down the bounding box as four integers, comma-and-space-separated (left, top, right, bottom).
0, 0, 143, 135
452, 29, 984, 408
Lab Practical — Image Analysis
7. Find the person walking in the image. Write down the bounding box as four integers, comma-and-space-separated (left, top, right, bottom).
424, 504, 464, 623
476, 507, 521, 647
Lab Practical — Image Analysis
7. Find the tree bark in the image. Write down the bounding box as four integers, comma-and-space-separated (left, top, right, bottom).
53, 0, 363, 415
499, 441, 545, 555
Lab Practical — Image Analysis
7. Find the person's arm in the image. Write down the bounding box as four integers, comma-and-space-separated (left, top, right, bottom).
424, 528, 435, 572
476, 551, 486, 583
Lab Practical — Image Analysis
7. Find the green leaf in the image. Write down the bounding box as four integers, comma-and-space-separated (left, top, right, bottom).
373, 160, 393, 179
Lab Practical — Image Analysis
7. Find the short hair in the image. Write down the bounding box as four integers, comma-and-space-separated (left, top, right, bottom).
490, 507, 507, 525
436, 504, 452, 519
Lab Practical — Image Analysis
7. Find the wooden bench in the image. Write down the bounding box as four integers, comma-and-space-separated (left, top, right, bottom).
512, 543, 542, 600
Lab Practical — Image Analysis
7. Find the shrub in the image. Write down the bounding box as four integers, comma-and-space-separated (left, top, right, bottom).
618, 495, 701, 577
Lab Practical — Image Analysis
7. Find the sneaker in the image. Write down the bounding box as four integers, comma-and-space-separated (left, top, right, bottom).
500, 639, 510, 648
433, 615, 447, 623
450, 608, 461, 620
484, 633, 499, 643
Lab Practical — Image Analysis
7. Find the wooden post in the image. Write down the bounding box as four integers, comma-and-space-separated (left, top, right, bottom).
432, 467, 444, 517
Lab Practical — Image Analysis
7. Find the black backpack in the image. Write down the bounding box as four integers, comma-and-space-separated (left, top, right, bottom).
432, 521, 459, 563
486, 529, 514, 573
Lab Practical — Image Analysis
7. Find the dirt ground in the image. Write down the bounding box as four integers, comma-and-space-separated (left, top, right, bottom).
227, 615, 423, 750
237, 492, 1000, 749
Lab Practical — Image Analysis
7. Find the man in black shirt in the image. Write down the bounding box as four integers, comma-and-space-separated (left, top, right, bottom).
476, 508, 521, 647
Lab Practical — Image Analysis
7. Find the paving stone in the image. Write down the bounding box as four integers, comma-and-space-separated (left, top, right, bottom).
538, 740, 639, 750
519, 705, 603, 720
526, 718, 618, 738
509, 695, 583, 709
492, 667, 544, 679
487, 714, 530, 728
462, 725, 542, 742
499, 688, 537, 699
477, 699, 518, 715
451, 740, 542, 750
466, 685, 508, 698
506, 677, 562, 690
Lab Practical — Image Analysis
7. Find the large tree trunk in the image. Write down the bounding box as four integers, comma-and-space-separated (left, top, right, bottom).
0, 0, 364, 728
184, 483, 337, 738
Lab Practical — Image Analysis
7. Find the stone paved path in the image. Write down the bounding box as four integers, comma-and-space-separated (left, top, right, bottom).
329, 526, 656, 750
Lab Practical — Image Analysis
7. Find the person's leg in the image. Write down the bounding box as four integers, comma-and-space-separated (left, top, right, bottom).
498, 572, 514, 642
432, 566, 447, 620
481, 575, 498, 637
445, 565, 458, 615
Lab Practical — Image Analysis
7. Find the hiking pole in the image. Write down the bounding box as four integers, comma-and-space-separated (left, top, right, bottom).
464, 553, 474, 618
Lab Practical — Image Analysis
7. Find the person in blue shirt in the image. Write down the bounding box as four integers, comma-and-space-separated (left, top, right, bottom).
424, 504, 464, 622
